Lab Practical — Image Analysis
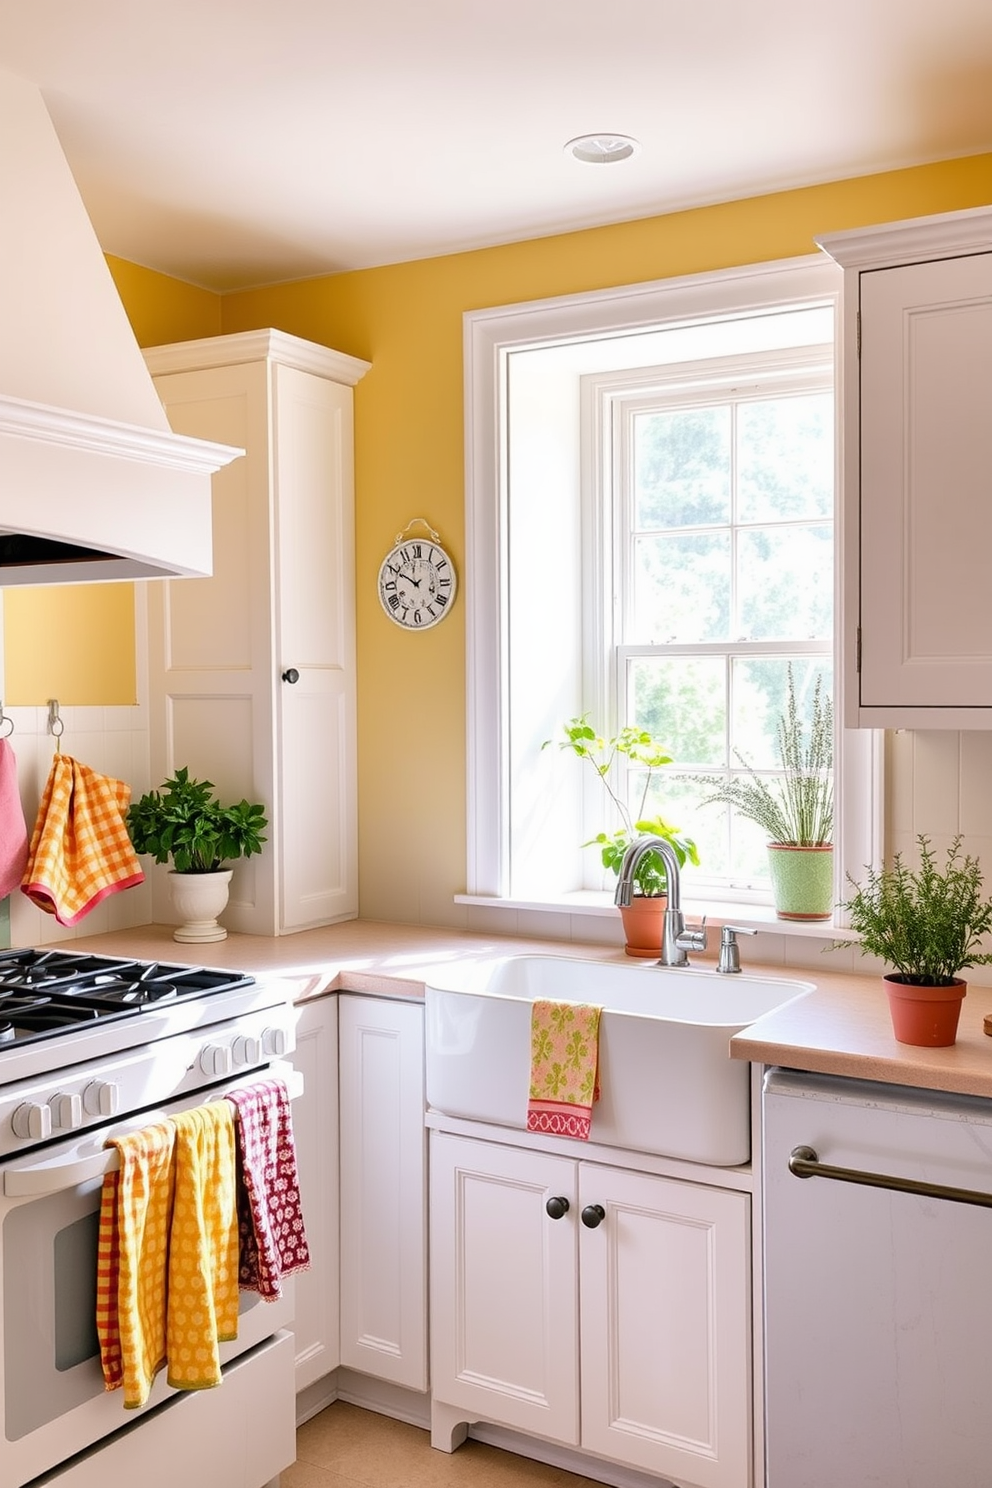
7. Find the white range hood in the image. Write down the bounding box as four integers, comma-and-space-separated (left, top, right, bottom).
0, 67, 241, 586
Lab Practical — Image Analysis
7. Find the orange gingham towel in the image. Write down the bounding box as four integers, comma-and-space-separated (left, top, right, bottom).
167, 1102, 240, 1393
526, 999, 602, 1141
21, 753, 144, 925
97, 1121, 176, 1408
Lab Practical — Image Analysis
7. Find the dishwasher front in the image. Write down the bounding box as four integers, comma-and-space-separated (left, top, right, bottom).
762, 1067, 992, 1488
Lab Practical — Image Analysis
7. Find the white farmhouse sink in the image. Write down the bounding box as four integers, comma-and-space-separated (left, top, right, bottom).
425, 955, 814, 1166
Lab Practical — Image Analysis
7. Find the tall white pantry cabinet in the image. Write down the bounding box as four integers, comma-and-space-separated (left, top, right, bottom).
144, 330, 370, 934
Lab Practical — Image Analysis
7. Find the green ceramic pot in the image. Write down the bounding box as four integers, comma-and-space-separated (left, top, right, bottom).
766, 843, 834, 921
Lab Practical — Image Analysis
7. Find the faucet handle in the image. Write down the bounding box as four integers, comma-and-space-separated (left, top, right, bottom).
675, 915, 707, 956
716, 924, 757, 974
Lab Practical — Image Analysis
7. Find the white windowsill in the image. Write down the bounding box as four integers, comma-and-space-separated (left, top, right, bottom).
454, 891, 855, 944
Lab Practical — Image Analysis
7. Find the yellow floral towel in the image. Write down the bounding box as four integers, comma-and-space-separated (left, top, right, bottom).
527, 999, 602, 1140
167, 1102, 240, 1392
21, 753, 144, 925
97, 1121, 176, 1409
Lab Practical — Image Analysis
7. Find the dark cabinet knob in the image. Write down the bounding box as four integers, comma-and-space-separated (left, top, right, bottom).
281, 668, 300, 684
581, 1203, 606, 1229
545, 1196, 570, 1220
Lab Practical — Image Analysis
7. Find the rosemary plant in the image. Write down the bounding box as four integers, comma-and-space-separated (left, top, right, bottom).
697, 668, 833, 846
839, 835, 992, 985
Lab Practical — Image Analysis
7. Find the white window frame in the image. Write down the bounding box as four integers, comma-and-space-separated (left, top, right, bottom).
460, 255, 882, 931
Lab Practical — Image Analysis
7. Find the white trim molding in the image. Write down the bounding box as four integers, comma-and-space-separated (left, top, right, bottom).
464, 254, 882, 923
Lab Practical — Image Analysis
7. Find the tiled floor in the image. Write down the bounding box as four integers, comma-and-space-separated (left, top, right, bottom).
282, 1403, 606, 1488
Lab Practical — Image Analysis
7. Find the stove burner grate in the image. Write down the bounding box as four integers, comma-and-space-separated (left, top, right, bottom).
0, 950, 256, 1048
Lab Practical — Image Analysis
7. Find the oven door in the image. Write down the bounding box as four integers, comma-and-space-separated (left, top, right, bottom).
0, 1064, 300, 1488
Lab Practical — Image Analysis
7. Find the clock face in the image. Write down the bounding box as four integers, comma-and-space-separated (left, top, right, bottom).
378, 538, 457, 630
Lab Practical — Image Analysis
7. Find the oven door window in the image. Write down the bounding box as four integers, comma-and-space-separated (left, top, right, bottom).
3, 1180, 105, 1439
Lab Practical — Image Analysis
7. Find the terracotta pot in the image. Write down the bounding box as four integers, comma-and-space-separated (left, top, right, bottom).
883, 973, 966, 1047
617, 895, 667, 958
766, 843, 834, 921
168, 868, 233, 944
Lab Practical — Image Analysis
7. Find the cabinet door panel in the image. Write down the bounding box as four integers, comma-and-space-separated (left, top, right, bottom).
430, 1133, 579, 1443
860, 253, 992, 710
290, 998, 340, 1392
339, 996, 427, 1389
578, 1164, 750, 1488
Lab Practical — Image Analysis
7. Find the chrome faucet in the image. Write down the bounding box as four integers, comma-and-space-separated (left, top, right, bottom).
614, 836, 707, 967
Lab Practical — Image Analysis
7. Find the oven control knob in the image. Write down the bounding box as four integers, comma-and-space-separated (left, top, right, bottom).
83, 1081, 121, 1118
49, 1092, 84, 1130
232, 1035, 261, 1068
11, 1101, 52, 1141
262, 1026, 288, 1057
200, 1043, 234, 1077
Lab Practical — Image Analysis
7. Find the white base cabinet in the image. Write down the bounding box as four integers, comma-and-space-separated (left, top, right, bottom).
430, 1130, 751, 1488
339, 994, 428, 1391
291, 992, 428, 1399
290, 997, 340, 1392
145, 330, 371, 932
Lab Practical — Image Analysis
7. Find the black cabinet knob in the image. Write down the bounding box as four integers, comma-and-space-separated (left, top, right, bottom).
581, 1203, 606, 1229
281, 668, 300, 684
545, 1196, 570, 1220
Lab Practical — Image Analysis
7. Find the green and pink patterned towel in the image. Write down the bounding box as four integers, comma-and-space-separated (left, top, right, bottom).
527, 999, 602, 1140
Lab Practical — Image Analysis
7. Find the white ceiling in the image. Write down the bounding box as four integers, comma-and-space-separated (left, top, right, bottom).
1, 0, 991, 293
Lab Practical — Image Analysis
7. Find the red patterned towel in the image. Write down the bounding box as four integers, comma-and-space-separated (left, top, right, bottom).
226, 1079, 310, 1300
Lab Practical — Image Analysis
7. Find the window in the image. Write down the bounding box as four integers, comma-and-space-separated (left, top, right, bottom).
462, 257, 880, 926
593, 331, 834, 898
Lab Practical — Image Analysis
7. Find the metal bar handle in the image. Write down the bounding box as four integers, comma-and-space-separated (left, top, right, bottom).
4, 1065, 303, 1198
789, 1144, 992, 1210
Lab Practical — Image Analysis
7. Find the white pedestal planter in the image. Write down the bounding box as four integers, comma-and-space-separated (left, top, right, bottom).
168, 869, 233, 943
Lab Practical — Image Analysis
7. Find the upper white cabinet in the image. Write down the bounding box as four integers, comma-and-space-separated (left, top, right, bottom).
818, 206, 992, 728
145, 330, 370, 933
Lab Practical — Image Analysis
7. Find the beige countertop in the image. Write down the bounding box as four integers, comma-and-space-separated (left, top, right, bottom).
66, 919, 992, 1103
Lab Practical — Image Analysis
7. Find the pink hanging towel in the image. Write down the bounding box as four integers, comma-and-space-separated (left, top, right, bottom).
227, 1079, 310, 1300
0, 737, 28, 899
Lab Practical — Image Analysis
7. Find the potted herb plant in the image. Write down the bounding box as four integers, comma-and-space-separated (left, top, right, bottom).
837, 834, 992, 1046
696, 667, 833, 920
546, 718, 699, 956
127, 766, 268, 943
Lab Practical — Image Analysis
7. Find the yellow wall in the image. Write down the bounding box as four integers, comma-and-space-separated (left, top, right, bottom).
1, 259, 221, 706
4, 582, 136, 704
218, 155, 992, 927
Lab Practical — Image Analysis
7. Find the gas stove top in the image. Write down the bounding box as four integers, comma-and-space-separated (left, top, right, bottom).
0, 949, 256, 1049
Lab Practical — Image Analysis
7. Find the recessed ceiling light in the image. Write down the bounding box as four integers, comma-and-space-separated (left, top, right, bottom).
564, 134, 639, 165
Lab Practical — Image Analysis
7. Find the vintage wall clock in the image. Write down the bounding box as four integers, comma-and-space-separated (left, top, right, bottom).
377, 518, 457, 630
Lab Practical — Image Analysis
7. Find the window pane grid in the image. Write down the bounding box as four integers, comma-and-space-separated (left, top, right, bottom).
614, 362, 833, 896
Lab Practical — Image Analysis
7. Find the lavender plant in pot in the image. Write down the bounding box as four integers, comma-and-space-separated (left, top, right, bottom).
838, 835, 992, 1046
546, 718, 699, 957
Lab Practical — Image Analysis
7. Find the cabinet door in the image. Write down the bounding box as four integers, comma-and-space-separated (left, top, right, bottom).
860, 252, 992, 716
146, 361, 278, 933
273, 363, 358, 930
578, 1163, 751, 1488
430, 1132, 579, 1443
290, 997, 340, 1391
338, 995, 427, 1389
